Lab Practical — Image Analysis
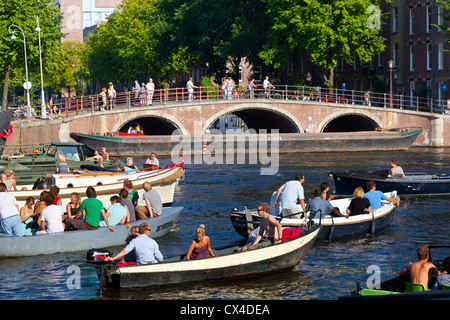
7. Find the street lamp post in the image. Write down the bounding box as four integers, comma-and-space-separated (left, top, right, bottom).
36, 15, 47, 119
8, 24, 31, 122
388, 59, 394, 108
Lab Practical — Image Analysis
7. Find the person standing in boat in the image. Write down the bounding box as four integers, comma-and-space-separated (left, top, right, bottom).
0, 183, 24, 237
364, 181, 399, 210
101, 147, 109, 161
104, 222, 164, 265
186, 224, 215, 260
273, 173, 306, 219
390, 160, 405, 178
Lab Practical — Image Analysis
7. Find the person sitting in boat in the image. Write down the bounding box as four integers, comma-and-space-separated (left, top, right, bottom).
320, 182, 334, 201
122, 179, 139, 207
346, 187, 374, 216
56, 155, 70, 174
20, 197, 36, 236
66, 192, 82, 220
135, 182, 162, 219
119, 189, 136, 222
399, 246, 438, 291
3, 170, 17, 191
390, 160, 405, 178
123, 226, 140, 263
145, 152, 159, 167
100, 195, 130, 228
88, 150, 102, 162
186, 224, 215, 260
36, 194, 64, 235
104, 222, 164, 265
307, 189, 347, 220
49, 185, 62, 206
65, 186, 114, 232
364, 181, 399, 210
120, 157, 140, 173
239, 202, 283, 251
438, 257, 450, 288
0, 183, 24, 237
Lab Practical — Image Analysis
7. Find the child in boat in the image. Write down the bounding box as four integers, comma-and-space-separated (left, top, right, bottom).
186, 224, 215, 260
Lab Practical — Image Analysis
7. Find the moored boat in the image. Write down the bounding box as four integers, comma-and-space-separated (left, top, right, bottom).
10, 165, 184, 210
330, 169, 450, 196
88, 222, 321, 289
70, 127, 422, 157
0, 206, 183, 258
230, 191, 397, 241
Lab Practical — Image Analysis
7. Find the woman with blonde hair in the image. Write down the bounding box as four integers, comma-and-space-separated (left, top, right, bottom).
346, 187, 374, 216
186, 224, 215, 260
3, 170, 17, 191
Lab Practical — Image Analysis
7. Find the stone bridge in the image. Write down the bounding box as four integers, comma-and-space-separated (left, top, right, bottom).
6, 98, 450, 148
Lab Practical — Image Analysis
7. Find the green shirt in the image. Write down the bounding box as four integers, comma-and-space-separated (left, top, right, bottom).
80, 197, 104, 227
127, 189, 139, 206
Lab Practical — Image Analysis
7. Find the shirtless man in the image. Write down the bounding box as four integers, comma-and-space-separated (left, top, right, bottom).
399, 246, 438, 290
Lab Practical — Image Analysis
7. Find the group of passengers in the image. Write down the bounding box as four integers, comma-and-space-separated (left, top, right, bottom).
0, 178, 163, 238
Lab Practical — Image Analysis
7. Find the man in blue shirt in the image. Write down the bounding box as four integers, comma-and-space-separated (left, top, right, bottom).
306, 189, 348, 220
364, 181, 398, 210
104, 222, 164, 265
273, 173, 306, 219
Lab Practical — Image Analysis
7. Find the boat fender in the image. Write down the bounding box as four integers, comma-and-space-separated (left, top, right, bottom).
369, 212, 376, 235
326, 218, 335, 241
0, 125, 13, 140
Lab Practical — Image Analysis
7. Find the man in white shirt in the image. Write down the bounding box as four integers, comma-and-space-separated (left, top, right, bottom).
146, 78, 155, 106
39, 194, 64, 234
273, 173, 306, 219
0, 183, 24, 236
145, 152, 159, 167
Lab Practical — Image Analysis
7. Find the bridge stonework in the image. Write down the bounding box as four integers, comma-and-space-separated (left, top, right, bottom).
7, 100, 450, 148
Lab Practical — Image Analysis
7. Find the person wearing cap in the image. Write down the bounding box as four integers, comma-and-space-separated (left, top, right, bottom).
104, 222, 164, 265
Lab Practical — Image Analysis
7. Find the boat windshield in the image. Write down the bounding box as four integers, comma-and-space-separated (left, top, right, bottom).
47, 145, 82, 161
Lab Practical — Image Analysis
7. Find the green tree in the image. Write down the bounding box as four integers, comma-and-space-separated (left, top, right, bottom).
0, 0, 64, 110
260, 0, 387, 88
436, 0, 450, 52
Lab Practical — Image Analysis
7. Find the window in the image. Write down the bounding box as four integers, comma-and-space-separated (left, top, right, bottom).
427, 43, 432, 71
392, 7, 399, 33
393, 43, 399, 67
409, 45, 415, 71
426, 5, 432, 33
438, 5, 443, 30
438, 42, 444, 70
410, 81, 415, 106
409, 8, 414, 35
426, 80, 432, 98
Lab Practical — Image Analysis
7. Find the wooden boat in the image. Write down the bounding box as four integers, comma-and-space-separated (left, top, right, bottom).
230, 191, 397, 241
88, 223, 321, 289
339, 245, 450, 300
9, 165, 184, 210
0, 206, 183, 258
330, 169, 450, 196
0, 142, 123, 186
70, 127, 422, 156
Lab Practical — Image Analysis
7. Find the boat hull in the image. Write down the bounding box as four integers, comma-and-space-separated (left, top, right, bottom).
95, 225, 321, 289
331, 170, 450, 196
230, 191, 397, 241
0, 206, 183, 257
70, 127, 422, 156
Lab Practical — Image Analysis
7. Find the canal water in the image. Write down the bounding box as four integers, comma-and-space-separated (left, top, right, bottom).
0, 148, 449, 300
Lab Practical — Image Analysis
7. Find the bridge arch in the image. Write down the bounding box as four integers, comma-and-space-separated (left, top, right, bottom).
111, 114, 188, 136
317, 110, 383, 133
202, 103, 304, 135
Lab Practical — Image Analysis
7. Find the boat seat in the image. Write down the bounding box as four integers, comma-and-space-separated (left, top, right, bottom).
404, 282, 425, 292
360, 289, 399, 296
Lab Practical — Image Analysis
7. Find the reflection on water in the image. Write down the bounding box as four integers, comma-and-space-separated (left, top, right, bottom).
0, 148, 449, 300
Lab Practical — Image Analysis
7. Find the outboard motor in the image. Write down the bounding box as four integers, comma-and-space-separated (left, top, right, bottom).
86, 248, 113, 263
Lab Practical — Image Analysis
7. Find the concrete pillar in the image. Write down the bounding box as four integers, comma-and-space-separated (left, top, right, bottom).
430, 117, 444, 147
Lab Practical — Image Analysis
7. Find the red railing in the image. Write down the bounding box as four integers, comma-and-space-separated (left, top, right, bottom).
10, 85, 450, 121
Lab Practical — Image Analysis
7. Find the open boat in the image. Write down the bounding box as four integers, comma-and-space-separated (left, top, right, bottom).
10, 165, 184, 210
88, 222, 321, 289
330, 170, 450, 196
230, 191, 397, 241
339, 245, 450, 300
0, 206, 183, 258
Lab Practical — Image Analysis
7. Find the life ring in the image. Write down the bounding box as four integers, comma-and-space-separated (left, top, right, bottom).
0, 125, 13, 139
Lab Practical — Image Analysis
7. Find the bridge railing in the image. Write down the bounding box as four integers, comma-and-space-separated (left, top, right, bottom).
13, 84, 450, 121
